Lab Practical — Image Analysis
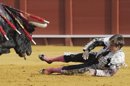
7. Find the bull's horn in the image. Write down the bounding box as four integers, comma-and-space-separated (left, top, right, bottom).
29, 21, 48, 28
44, 20, 50, 24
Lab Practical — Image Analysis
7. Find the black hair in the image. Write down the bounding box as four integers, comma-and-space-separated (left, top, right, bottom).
109, 34, 125, 49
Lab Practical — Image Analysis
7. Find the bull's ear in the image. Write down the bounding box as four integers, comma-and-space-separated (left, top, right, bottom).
26, 23, 36, 33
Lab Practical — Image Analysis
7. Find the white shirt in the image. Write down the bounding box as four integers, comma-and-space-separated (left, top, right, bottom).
94, 50, 125, 77
97, 50, 125, 69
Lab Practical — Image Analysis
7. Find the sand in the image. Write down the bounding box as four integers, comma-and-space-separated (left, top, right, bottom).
0, 46, 130, 86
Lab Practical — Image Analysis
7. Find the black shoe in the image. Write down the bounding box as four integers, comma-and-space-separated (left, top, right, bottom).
39, 69, 45, 74
39, 69, 51, 75
38, 54, 52, 64
39, 54, 45, 61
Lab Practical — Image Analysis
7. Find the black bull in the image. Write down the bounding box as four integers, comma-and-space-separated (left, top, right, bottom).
0, 3, 41, 58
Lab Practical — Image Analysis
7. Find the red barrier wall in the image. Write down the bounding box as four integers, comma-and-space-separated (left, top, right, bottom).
2, 0, 130, 45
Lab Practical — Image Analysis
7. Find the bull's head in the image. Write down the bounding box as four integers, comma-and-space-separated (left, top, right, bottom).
0, 3, 49, 59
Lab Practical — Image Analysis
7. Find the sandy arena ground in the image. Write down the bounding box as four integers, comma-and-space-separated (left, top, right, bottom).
0, 46, 130, 86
